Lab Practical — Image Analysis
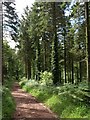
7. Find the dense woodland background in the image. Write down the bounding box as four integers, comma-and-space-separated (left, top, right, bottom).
3, 1, 90, 84
1, 1, 90, 119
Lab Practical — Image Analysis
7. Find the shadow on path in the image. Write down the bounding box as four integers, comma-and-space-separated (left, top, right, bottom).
12, 82, 59, 120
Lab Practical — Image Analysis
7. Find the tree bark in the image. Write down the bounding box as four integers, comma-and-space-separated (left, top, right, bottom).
52, 2, 60, 85
27, 59, 31, 80
79, 59, 82, 82
71, 58, 74, 84
64, 30, 67, 83
85, 2, 90, 84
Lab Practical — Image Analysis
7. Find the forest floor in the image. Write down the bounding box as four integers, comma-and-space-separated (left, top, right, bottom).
11, 82, 59, 120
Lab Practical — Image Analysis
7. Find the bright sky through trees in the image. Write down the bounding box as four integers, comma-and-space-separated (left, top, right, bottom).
8, 0, 35, 48
15, 0, 35, 17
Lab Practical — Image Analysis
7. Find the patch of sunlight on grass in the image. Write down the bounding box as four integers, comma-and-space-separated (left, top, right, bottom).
45, 95, 60, 107
21, 80, 90, 119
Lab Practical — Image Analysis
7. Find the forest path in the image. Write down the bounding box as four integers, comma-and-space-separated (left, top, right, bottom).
12, 82, 59, 120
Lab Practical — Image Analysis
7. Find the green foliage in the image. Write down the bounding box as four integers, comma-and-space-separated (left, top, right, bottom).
2, 74, 16, 120
24, 79, 39, 89
3, 41, 23, 85
19, 77, 28, 87
2, 86, 16, 120
40, 71, 53, 85
0, 85, 2, 120
19, 77, 39, 89
4, 78, 14, 90
20, 79, 90, 119
3, 2, 19, 42
18, 1, 89, 84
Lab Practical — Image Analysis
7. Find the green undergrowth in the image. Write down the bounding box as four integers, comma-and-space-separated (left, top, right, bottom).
2, 86, 16, 120
2, 78, 16, 120
4, 77, 15, 90
20, 78, 90, 119
0, 84, 2, 120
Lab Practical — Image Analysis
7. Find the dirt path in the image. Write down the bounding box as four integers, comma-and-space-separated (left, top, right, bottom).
12, 83, 59, 120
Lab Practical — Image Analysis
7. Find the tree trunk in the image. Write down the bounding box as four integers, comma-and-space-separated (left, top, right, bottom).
59, 69, 61, 83
71, 58, 74, 84
79, 59, 82, 82
1, 3, 3, 85
68, 51, 71, 83
43, 33, 47, 71
31, 60, 35, 79
64, 31, 67, 83
85, 2, 90, 84
35, 38, 41, 80
27, 59, 31, 80
25, 57, 28, 78
51, 2, 60, 85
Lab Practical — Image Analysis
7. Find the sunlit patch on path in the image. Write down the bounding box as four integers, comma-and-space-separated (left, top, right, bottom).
11, 83, 59, 120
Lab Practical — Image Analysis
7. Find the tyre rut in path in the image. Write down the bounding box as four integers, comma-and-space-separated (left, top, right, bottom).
12, 83, 59, 120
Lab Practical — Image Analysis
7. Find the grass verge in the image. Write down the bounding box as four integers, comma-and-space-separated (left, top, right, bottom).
20, 80, 90, 119
2, 86, 16, 120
